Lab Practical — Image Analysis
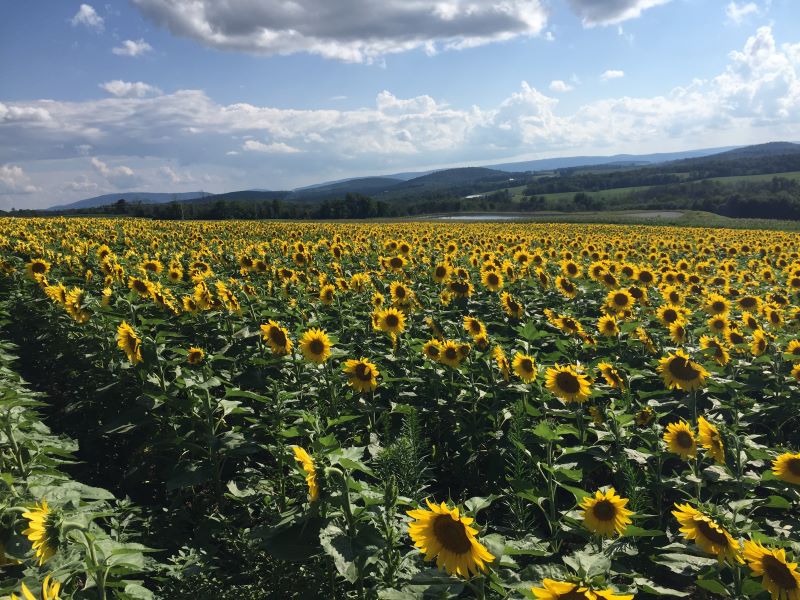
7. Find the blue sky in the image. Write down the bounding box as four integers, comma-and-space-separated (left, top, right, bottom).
2, 0, 800, 208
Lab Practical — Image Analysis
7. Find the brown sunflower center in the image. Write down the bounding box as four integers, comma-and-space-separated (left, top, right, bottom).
762, 555, 798, 590
488, 273, 499, 285
667, 357, 700, 381
555, 371, 581, 394
385, 314, 399, 328
711, 301, 726, 312
561, 280, 575, 293
614, 293, 629, 307
508, 300, 520, 312
676, 430, 694, 449
427, 345, 440, 357
133, 280, 149, 293
354, 363, 373, 381
695, 520, 730, 546
662, 309, 678, 323
787, 458, 800, 477
469, 321, 481, 333
432, 514, 472, 554
31, 262, 46, 273
390, 257, 403, 268
450, 281, 469, 294
435, 266, 447, 278
269, 327, 287, 346
520, 358, 533, 373
394, 287, 406, 298
740, 297, 757, 308
444, 347, 458, 360
309, 339, 325, 355
592, 499, 617, 522
558, 590, 591, 600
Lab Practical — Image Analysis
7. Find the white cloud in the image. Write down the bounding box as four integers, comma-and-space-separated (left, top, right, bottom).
131, 0, 548, 62
71, 4, 104, 30
549, 80, 574, 93
567, 0, 670, 26
601, 69, 625, 80
99, 80, 162, 98
0, 165, 39, 194
3, 26, 800, 208
544, 31, 555, 42
62, 175, 99, 193
91, 157, 140, 188
159, 166, 193, 183
726, 2, 759, 24
112, 39, 154, 57
243, 140, 302, 154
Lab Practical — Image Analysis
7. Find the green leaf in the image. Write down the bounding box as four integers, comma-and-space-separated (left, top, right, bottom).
695, 578, 729, 596
260, 516, 323, 562
319, 522, 358, 583
623, 525, 665, 537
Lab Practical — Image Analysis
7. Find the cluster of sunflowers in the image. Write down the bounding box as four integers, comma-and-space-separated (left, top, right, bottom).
1, 217, 799, 599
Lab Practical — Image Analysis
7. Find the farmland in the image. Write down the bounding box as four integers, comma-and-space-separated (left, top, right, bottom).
1, 217, 799, 599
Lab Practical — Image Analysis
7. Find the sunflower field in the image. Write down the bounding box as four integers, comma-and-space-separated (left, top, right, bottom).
1, 217, 800, 600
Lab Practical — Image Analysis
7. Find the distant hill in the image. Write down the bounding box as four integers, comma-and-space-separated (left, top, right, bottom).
50, 191, 212, 210
706, 141, 800, 159
487, 147, 740, 173
292, 177, 403, 199
194, 190, 291, 203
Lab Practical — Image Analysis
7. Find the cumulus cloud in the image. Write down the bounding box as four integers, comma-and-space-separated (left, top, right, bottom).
131, 0, 548, 62
601, 69, 625, 80
99, 80, 162, 98
91, 157, 140, 188
62, 175, 99, 193
112, 39, 154, 57
567, 0, 670, 26
3, 26, 800, 207
243, 140, 302, 154
159, 166, 194, 183
0, 165, 39, 194
71, 4, 104, 30
549, 80, 574, 93
725, 2, 759, 24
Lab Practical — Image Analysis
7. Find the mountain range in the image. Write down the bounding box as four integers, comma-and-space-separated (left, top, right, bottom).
49, 142, 799, 210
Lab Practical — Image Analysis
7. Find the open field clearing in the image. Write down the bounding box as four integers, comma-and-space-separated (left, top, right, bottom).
1, 218, 800, 599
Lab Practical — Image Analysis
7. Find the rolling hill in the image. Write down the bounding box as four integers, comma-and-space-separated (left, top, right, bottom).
50, 191, 212, 210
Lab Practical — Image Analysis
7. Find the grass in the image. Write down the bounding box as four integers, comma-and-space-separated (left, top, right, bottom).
704, 170, 800, 184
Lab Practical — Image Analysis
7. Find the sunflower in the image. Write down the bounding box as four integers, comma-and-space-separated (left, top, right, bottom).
707, 314, 730, 334
531, 579, 633, 600
743, 540, 800, 600
699, 335, 730, 366
580, 488, 633, 537
422, 339, 443, 361
512, 352, 536, 383
657, 350, 708, 392
390, 281, 413, 306
635, 407, 655, 427
668, 321, 687, 344
319, 283, 336, 305
751, 329, 769, 356
663, 421, 697, 459
260, 320, 293, 355
597, 362, 624, 389
25, 259, 50, 280
657, 304, 688, 326
187, 347, 205, 365
772, 452, 800, 485
12, 576, 62, 600
606, 289, 635, 313
597, 315, 619, 337
438, 340, 464, 368
463, 316, 487, 339
698, 416, 726, 464
375, 307, 406, 335
22, 500, 60, 565
128, 276, 154, 298
672, 503, 742, 563
432, 263, 451, 283
292, 446, 319, 501
300, 328, 332, 364
116, 321, 143, 365
704, 293, 730, 316
785, 340, 800, 359
343, 358, 379, 393
481, 269, 503, 291
500, 292, 524, 319
545, 365, 592, 403
406, 499, 495, 578
556, 276, 578, 299
493, 346, 511, 381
